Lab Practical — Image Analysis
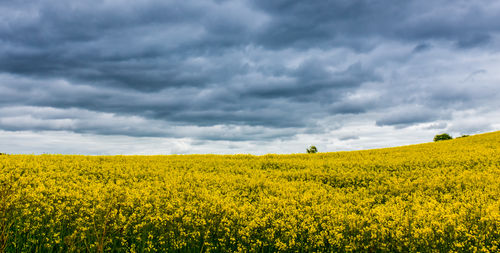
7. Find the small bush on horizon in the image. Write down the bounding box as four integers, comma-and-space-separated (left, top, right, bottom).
434, 133, 453, 142
306, 146, 318, 154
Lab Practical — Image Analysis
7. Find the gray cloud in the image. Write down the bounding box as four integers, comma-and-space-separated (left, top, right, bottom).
424, 122, 448, 130
338, 135, 359, 141
0, 106, 302, 142
412, 43, 432, 53
252, 0, 500, 50
376, 106, 450, 128
0, 0, 499, 152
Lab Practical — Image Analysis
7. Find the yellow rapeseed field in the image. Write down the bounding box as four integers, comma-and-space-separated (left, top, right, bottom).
1, 131, 499, 252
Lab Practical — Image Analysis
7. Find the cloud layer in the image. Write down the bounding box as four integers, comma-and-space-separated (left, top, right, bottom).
0, 0, 499, 154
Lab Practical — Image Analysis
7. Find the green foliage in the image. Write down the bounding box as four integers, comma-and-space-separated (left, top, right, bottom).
306, 146, 318, 154
434, 133, 452, 142
457, 135, 469, 138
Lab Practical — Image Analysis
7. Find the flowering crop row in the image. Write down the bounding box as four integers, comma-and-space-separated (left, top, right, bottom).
0, 131, 499, 252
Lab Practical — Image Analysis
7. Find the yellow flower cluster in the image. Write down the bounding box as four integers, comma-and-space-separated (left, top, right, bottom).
1, 131, 499, 252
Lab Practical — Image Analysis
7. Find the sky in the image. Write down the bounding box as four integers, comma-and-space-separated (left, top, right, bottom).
1, 0, 499, 155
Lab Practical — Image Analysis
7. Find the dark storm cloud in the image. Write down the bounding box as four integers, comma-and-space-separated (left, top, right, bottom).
0, 74, 320, 129
0, 0, 499, 141
2, 0, 498, 89
338, 135, 359, 141
412, 43, 432, 53
0, 106, 300, 141
241, 62, 379, 103
252, 0, 500, 50
0, 0, 258, 92
375, 106, 450, 128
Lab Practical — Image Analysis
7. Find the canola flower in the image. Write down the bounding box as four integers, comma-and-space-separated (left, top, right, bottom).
0, 131, 499, 252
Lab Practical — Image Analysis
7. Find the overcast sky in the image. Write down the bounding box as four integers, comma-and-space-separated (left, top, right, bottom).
1, 0, 499, 155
